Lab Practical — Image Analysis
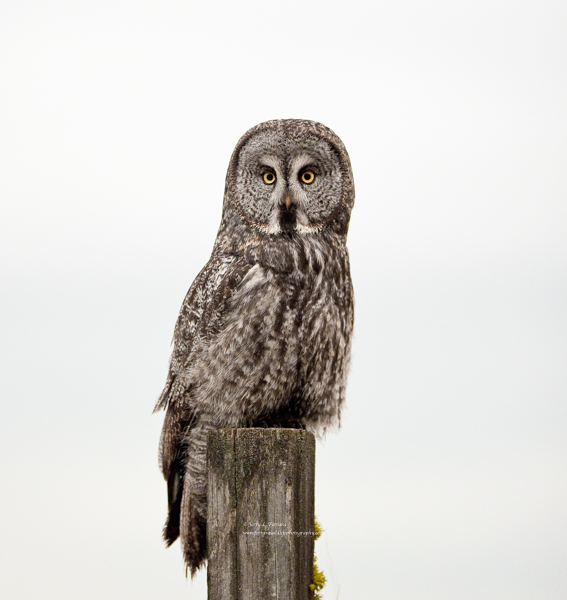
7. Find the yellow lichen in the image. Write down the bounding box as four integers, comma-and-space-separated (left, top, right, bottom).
313, 517, 323, 541
309, 517, 326, 599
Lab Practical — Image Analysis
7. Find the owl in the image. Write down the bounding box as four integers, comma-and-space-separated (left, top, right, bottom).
154, 119, 355, 575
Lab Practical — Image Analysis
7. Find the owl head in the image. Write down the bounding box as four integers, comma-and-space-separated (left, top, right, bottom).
222, 120, 354, 240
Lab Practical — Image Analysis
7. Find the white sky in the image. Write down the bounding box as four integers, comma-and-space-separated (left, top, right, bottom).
1, 1, 566, 598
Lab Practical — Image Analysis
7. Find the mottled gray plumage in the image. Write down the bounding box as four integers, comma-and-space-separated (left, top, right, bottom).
154, 119, 355, 574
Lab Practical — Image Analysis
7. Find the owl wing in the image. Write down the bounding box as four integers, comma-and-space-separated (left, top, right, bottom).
155, 252, 252, 478
155, 252, 254, 546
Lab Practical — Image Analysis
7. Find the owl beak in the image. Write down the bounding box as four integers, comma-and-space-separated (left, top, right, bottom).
279, 193, 298, 233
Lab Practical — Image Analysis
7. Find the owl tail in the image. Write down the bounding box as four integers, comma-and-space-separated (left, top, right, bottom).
163, 459, 183, 546
179, 419, 211, 576
180, 494, 207, 577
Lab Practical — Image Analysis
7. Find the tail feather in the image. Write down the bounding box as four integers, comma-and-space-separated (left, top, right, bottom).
182, 500, 207, 577
163, 461, 183, 546
179, 419, 210, 575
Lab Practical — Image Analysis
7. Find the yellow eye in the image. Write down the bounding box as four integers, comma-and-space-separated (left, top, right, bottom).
301, 171, 315, 184
263, 172, 276, 185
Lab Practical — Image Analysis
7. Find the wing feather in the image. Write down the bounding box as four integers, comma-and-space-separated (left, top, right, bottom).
155, 253, 252, 480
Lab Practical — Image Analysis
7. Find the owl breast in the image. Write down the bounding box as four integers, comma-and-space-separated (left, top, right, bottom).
182, 233, 352, 431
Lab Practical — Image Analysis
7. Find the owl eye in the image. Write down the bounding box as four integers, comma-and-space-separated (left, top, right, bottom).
300, 171, 315, 184
263, 172, 276, 185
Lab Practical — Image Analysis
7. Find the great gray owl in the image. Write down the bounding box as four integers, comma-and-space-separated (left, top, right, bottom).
154, 119, 355, 574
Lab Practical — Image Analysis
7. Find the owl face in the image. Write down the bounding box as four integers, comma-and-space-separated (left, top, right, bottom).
227, 121, 353, 236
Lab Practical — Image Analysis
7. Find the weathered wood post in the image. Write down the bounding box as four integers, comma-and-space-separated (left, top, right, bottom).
207, 428, 316, 600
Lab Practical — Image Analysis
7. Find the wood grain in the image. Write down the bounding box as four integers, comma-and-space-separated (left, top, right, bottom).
207, 428, 316, 600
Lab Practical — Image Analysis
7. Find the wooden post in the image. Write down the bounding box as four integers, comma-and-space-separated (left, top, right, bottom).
207, 428, 316, 600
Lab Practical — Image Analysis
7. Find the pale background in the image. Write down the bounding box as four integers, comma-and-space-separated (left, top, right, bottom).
1, 1, 566, 598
